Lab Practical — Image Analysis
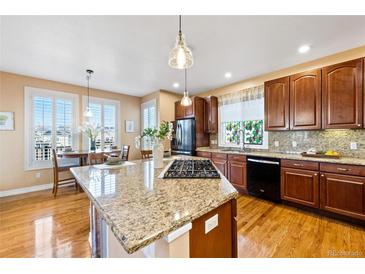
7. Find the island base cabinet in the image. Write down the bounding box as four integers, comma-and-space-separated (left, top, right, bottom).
320, 173, 365, 220
281, 168, 319, 208
189, 199, 237, 258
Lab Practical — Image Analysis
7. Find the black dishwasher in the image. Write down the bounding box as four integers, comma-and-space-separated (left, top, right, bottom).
247, 156, 281, 202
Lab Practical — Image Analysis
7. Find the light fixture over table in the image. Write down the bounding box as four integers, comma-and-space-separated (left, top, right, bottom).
168, 15, 194, 69
83, 69, 94, 118
181, 68, 192, 106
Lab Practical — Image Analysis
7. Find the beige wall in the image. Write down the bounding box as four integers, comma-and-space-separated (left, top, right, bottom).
197, 45, 365, 98
0, 71, 141, 191
141, 89, 181, 150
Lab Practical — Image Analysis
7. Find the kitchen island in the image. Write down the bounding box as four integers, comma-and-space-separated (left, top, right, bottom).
70, 156, 238, 258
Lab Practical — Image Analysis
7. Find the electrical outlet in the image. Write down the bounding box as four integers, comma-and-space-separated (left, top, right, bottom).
205, 214, 218, 234
350, 142, 357, 150
292, 141, 297, 148
35, 172, 41, 178
274, 141, 279, 147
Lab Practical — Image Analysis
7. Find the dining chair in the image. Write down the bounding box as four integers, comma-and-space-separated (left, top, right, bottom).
89, 153, 108, 165
141, 150, 153, 159
121, 145, 130, 161
51, 149, 79, 197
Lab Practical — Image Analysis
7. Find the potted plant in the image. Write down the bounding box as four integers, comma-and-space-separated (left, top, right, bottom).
79, 122, 103, 152
135, 121, 173, 168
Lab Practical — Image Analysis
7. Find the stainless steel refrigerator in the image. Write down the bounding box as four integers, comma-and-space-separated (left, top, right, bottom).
171, 119, 196, 155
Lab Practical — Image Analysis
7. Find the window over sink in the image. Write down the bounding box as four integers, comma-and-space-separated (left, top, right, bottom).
219, 96, 268, 149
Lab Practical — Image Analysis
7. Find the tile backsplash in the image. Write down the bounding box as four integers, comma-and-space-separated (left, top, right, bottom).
210, 129, 365, 157
269, 130, 365, 157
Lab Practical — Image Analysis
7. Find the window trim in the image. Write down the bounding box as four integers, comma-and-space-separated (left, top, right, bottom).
81, 96, 121, 150
24, 87, 79, 170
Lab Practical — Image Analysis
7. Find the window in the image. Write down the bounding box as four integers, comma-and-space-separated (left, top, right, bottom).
83, 97, 120, 150
25, 87, 79, 170
141, 100, 157, 149
219, 98, 268, 149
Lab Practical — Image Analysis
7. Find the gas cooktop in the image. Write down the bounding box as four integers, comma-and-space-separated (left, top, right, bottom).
163, 160, 221, 179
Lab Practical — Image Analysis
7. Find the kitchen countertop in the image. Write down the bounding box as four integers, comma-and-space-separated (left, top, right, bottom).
70, 156, 238, 254
197, 147, 365, 166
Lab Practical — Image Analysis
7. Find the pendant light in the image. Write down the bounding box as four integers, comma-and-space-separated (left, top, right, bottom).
181, 68, 192, 106
83, 69, 94, 118
168, 15, 193, 69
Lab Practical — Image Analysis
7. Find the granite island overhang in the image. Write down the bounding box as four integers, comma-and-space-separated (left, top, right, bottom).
70, 156, 239, 258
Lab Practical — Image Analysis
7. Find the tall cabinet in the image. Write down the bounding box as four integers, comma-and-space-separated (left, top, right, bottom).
290, 69, 322, 130
322, 58, 363, 129
264, 77, 290, 131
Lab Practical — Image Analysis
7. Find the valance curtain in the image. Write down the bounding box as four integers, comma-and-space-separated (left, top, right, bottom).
218, 85, 264, 106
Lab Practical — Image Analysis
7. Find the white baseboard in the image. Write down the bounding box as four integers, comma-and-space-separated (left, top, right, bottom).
0, 183, 53, 198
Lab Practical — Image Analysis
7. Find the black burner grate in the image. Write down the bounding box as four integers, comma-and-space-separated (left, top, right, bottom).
163, 160, 220, 179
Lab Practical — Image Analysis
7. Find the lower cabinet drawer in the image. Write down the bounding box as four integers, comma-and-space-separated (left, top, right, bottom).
196, 151, 212, 159
228, 154, 246, 162
211, 153, 228, 160
281, 159, 319, 171
281, 168, 319, 208
320, 173, 365, 220
320, 163, 365, 177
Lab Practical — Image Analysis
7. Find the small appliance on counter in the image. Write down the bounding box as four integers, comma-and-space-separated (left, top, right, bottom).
171, 119, 196, 155
163, 159, 220, 179
246, 156, 281, 202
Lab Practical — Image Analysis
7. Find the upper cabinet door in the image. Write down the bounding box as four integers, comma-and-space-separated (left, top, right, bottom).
175, 101, 185, 120
290, 69, 322, 130
322, 58, 363, 129
264, 76, 290, 131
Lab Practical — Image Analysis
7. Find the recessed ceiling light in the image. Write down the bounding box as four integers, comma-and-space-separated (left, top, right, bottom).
173, 82, 179, 88
224, 72, 232, 79
298, 45, 311, 54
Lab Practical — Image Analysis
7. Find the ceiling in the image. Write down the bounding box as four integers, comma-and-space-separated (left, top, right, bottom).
1, 15, 365, 97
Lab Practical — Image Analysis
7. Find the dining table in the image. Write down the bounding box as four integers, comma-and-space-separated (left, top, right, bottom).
57, 148, 122, 166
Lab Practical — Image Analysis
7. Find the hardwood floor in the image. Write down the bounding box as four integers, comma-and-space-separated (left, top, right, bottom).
0, 186, 90, 258
237, 195, 365, 258
1, 188, 365, 258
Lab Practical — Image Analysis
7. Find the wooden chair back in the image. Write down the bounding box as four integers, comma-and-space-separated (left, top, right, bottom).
141, 150, 152, 159
121, 145, 130, 161
51, 148, 78, 197
89, 153, 108, 165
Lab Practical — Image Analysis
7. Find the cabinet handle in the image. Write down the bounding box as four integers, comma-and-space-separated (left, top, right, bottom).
337, 168, 350, 171
321, 174, 325, 177
293, 163, 304, 167
314, 173, 318, 176
357, 124, 361, 127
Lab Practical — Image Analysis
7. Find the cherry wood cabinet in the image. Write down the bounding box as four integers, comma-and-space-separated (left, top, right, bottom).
211, 153, 228, 177
204, 96, 218, 133
196, 151, 212, 159
174, 101, 185, 120
281, 167, 319, 208
289, 69, 322, 130
227, 155, 247, 192
175, 101, 193, 119
264, 76, 290, 131
190, 200, 237, 258
320, 173, 365, 220
175, 97, 209, 148
322, 58, 363, 129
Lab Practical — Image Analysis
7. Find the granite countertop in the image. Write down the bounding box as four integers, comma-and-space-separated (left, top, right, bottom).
70, 156, 238, 254
197, 147, 365, 166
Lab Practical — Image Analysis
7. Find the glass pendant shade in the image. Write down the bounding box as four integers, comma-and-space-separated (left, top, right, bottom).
169, 33, 193, 69
84, 107, 93, 118
180, 91, 192, 106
